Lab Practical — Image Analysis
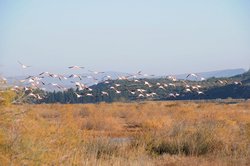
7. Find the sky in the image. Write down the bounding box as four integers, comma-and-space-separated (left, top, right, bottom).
0, 0, 250, 76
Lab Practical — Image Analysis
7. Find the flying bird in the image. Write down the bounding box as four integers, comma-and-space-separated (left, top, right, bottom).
163, 84, 168, 87
169, 93, 176, 98
101, 91, 109, 96
197, 91, 204, 95
39, 72, 50, 76
115, 84, 121, 87
167, 75, 177, 81
18, 61, 31, 69
128, 90, 136, 95
216, 80, 228, 85
168, 83, 176, 87
88, 70, 105, 74
138, 94, 144, 98
191, 86, 199, 91
200, 77, 206, 81
186, 73, 198, 78
69, 74, 82, 80
234, 81, 242, 85
158, 86, 166, 90
86, 93, 94, 96
115, 90, 121, 94
144, 81, 152, 87
137, 89, 146, 93
0, 76, 7, 84
68, 66, 85, 69
74, 92, 83, 98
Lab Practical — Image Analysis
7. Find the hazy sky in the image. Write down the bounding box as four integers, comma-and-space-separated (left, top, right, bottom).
0, 0, 250, 76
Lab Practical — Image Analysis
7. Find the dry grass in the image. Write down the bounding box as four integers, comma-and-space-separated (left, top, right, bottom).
0, 100, 250, 165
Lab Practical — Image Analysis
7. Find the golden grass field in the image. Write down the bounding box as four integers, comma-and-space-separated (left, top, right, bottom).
0, 100, 250, 165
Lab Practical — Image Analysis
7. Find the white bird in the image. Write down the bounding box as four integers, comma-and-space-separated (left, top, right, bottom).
48, 73, 58, 78
151, 92, 157, 96
74, 82, 86, 90
167, 75, 177, 81
39, 71, 50, 76
24, 86, 31, 92
49, 83, 63, 90
136, 71, 142, 75
0, 76, 7, 84
101, 91, 109, 96
186, 73, 198, 79
40, 80, 46, 85
196, 85, 202, 88
191, 86, 199, 91
143, 73, 154, 77
185, 88, 192, 92
10, 86, 21, 92
69, 74, 82, 80
86, 88, 93, 91
86, 93, 93, 96
115, 90, 121, 94
58, 75, 68, 81
88, 70, 105, 74
128, 90, 136, 95
138, 94, 144, 98
168, 83, 176, 87
110, 86, 116, 90
115, 84, 121, 87
74, 92, 83, 98
110, 86, 120, 93
169, 93, 176, 98
105, 75, 112, 79
137, 89, 146, 93
0, 76, 7, 81
36, 94, 43, 100
68, 66, 84, 69
18, 61, 31, 69
146, 92, 157, 97
27, 78, 34, 83
144, 81, 152, 87
19, 79, 26, 83
102, 75, 112, 81
216, 80, 226, 84
234, 81, 242, 85
28, 93, 37, 98
197, 91, 204, 95
200, 77, 206, 81
158, 86, 166, 90
163, 83, 168, 87
118, 76, 128, 80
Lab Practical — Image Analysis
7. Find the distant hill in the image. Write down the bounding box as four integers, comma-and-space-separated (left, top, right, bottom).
6, 68, 248, 93
175, 68, 246, 80
40, 69, 250, 104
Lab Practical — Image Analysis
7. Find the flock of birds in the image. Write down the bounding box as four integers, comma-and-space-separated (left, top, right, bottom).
0, 61, 243, 103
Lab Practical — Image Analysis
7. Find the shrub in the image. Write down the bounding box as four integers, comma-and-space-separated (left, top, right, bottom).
145, 126, 221, 156
73, 107, 90, 118
0, 90, 16, 106
84, 138, 119, 159
39, 110, 61, 119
